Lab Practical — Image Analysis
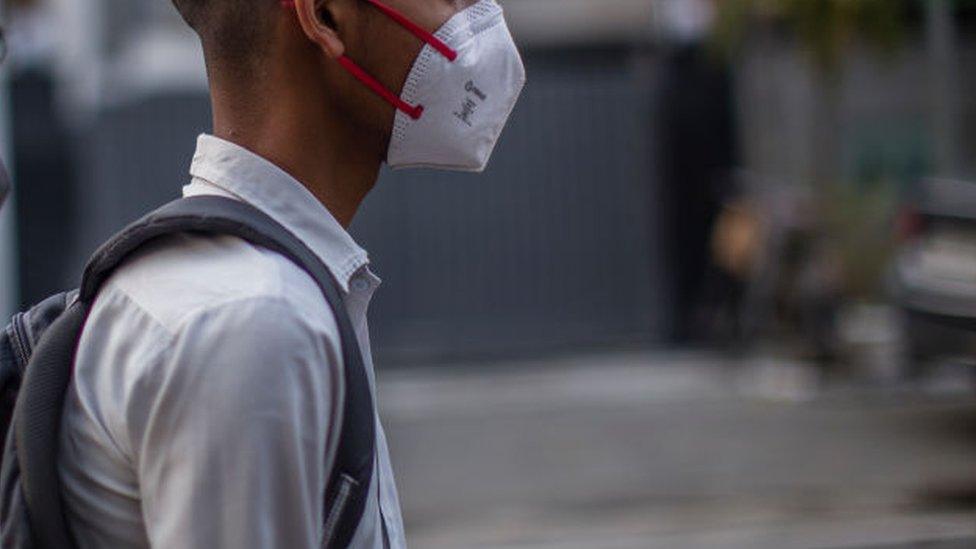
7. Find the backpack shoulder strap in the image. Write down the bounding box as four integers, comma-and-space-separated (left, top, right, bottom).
13, 302, 86, 549
19, 196, 375, 549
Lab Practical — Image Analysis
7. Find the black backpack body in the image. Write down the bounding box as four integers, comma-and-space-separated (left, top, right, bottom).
0, 196, 375, 548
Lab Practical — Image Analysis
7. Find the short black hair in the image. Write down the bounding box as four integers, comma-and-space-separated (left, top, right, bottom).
171, 0, 275, 66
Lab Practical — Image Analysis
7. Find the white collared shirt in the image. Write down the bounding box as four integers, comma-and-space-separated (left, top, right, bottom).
57, 135, 406, 548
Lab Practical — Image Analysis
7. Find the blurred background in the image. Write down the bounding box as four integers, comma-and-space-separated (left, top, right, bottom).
2, 0, 976, 547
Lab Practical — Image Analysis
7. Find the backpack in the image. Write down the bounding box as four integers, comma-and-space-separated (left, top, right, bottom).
0, 196, 375, 549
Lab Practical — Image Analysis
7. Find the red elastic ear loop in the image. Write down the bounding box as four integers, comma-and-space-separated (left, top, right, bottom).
279, 0, 457, 120
337, 56, 424, 119
362, 0, 457, 62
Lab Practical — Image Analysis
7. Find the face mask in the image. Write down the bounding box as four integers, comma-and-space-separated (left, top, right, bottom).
285, 0, 526, 172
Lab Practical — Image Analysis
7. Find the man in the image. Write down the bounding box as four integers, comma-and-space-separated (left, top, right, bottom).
56, 0, 525, 547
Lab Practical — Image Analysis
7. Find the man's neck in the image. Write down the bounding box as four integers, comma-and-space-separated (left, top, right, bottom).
209, 79, 383, 229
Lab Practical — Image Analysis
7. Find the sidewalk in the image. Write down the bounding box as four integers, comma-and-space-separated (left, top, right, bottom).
377, 350, 976, 548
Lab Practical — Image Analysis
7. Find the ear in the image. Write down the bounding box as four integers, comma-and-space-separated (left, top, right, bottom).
292, 0, 346, 59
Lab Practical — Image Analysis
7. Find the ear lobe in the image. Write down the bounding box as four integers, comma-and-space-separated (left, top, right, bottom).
293, 0, 346, 59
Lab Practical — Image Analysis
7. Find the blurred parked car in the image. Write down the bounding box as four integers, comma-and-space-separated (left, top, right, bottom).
889, 178, 976, 375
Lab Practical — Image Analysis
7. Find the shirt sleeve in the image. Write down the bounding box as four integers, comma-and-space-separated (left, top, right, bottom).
127, 296, 343, 549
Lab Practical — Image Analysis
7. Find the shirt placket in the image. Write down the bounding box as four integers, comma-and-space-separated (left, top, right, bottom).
343, 269, 404, 548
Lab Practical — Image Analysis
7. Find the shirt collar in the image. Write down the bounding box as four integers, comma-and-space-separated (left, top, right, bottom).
185, 134, 371, 294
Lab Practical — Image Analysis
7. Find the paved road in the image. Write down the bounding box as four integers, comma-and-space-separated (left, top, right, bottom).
377, 351, 976, 548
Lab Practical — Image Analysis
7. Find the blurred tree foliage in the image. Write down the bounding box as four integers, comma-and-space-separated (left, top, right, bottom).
713, 0, 917, 70
710, 0, 976, 299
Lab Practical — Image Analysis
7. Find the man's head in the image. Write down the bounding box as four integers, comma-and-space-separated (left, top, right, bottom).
171, 0, 473, 156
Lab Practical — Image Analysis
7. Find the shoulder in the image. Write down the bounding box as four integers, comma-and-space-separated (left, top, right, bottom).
77, 231, 343, 404
70, 233, 345, 464
97, 231, 335, 338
